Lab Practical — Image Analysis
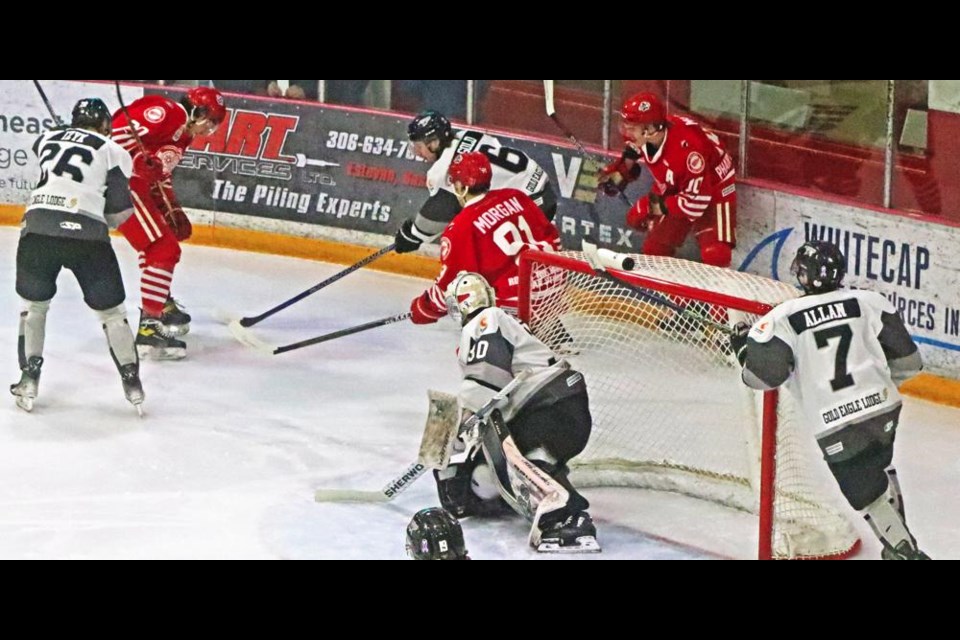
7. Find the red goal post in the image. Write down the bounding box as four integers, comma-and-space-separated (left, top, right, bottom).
518, 249, 861, 560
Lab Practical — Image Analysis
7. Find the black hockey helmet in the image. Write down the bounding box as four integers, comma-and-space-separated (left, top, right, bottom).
408, 110, 453, 145
791, 240, 846, 294
405, 507, 469, 560
71, 98, 112, 134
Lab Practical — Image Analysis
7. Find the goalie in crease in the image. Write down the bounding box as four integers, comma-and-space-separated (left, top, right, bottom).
437, 271, 599, 553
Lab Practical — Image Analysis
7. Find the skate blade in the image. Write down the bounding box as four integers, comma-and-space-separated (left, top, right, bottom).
137, 345, 187, 361
135, 404, 144, 418
15, 396, 35, 412
536, 536, 602, 554
163, 323, 190, 337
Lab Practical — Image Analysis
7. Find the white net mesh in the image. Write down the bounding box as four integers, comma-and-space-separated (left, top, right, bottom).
522, 251, 859, 559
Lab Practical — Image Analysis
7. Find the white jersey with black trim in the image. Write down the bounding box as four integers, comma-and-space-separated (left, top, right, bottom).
427, 130, 550, 200
457, 306, 569, 422
23, 128, 133, 242
747, 288, 908, 437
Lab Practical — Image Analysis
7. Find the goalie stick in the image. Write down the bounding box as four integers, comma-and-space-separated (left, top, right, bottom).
314, 372, 531, 503
581, 241, 733, 335
232, 243, 396, 329
231, 311, 411, 355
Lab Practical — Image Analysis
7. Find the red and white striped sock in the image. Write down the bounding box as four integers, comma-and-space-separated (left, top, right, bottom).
140, 264, 174, 317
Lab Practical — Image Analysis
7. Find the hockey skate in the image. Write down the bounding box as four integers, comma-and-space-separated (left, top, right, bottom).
161, 296, 191, 336
10, 356, 43, 412
137, 315, 187, 361
536, 511, 601, 554
881, 539, 931, 560
118, 362, 145, 416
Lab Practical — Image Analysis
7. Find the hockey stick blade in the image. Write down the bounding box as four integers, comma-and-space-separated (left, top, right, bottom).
543, 80, 556, 117
230, 312, 412, 355
312, 488, 391, 503
228, 320, 277, 354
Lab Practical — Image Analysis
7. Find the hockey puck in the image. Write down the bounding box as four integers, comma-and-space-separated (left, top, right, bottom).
621, 256, 636, 271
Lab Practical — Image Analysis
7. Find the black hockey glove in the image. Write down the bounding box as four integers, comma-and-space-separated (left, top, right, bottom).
729, 322, 750, 366
395, 220, 424, 254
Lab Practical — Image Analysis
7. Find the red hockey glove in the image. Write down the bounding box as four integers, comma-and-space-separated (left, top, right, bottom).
626, 194, 668, 231
133, 153, 165, 182
166, 207, 193, 241
410, 293, 445, 325
597, 148, 641, 197
626, 196, 652, 230
598, 158, 632, 197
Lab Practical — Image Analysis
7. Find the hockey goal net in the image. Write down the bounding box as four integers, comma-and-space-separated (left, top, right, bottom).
518, 250, 861, 560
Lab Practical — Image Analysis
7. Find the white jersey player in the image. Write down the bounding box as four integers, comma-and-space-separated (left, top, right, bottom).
730, 240, 928, 560
434, 271, 598, 553
11, 98, 144, 414
394, 110, 556, 254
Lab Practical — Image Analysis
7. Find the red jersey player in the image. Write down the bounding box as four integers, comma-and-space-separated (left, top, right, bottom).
598, 92, 737, 268
111, 87, 226, 359
409, 152, 560, 324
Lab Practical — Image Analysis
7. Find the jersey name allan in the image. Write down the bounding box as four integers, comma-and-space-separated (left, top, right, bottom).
788, 298, 861, 334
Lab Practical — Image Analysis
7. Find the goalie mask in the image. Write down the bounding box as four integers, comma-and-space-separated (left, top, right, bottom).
445, 271, 496, 324
791, 240, 846, 294
405, 507, 469, 560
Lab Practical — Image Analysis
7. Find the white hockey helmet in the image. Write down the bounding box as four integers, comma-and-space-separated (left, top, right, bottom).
444, 271, 496, 323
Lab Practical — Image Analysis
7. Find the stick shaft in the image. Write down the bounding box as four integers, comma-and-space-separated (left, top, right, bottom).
240, 244, 395, 327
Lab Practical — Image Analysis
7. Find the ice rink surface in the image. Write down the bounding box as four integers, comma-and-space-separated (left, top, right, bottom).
1, 227, 956, 560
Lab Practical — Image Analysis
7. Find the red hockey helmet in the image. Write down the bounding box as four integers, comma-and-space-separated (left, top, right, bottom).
448, 152, 492, 190
621, 92, 666, 125
185, 87, 227, 126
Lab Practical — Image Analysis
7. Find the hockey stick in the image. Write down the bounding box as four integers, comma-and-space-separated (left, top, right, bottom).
231, 311, 412, 355
581, 241, 732, 335
233, 243, 397, 329
314, 373, 531, 503
543, 80, 633, 209
32, 80, 65, 128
